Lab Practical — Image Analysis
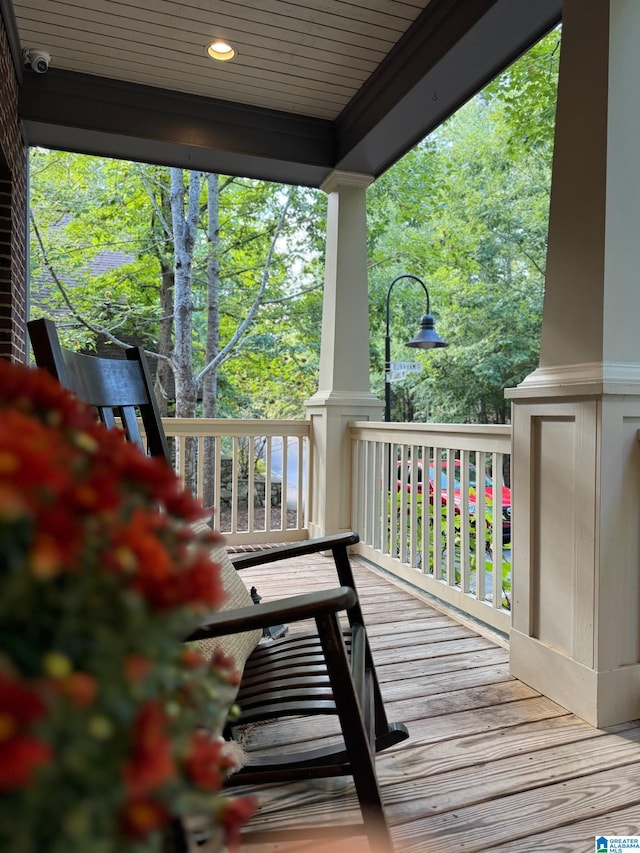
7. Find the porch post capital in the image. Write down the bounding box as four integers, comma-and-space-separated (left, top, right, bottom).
320, 171, 374, 194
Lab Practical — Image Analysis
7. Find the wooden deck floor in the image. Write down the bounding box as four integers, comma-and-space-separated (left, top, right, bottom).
226, 550, 640, 853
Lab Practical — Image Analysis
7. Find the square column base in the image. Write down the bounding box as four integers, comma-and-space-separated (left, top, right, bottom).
510, 629, 640, 727
305, 391, 383, 538
507, 373, 640, 727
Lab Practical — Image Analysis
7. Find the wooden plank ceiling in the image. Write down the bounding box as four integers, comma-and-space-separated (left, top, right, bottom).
13, 0, 429, 120
5, 0, 562, 186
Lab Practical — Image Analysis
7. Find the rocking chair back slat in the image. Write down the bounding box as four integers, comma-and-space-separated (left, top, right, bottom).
27, 318, 169, 460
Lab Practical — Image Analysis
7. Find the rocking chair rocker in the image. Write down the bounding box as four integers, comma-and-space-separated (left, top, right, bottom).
27, 317, 409, 851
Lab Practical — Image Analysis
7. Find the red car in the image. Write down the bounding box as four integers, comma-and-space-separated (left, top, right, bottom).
397, 459, 511, 544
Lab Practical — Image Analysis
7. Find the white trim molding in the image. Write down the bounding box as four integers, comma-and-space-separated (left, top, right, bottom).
320, 171, 374, 194
506, 361, 640, 399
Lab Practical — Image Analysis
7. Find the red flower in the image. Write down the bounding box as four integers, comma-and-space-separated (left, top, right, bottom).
51, 672, 98, 708
0, 361, 98, 433
120, 795, 169, 840
0, 734, 53, 791
180, 649, 206, 669
184, 730, 237, 791
180, 552, 225, 610
219, 795, 257, 853
107, 511, 176, 604
124, 655, 152, 683
211, 650, 241, 687
0, 361, 246, 844
0, 673, 47, 731
0, 413, 72, 499
0, 674, 52, 791
123, 700, 176, 797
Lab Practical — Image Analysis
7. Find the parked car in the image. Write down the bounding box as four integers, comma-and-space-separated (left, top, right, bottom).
397, 459, 511, 544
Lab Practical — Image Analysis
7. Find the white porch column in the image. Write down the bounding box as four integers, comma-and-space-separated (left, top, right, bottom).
507, 0, 640, 726
305, 171, 383, 537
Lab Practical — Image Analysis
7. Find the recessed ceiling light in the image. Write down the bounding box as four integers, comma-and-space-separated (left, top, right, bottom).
207, 41, 237, 61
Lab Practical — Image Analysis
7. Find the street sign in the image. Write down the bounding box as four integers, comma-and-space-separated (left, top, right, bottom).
387, 361, 423, 383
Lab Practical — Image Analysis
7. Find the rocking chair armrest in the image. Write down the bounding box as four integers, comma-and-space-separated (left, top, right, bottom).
230, 532, 359, 571
185, 586, 357, 641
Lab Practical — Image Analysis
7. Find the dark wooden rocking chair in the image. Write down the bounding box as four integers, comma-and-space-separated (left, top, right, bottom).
27, 317, 409, 851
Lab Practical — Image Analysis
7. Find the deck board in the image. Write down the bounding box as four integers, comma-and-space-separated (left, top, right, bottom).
225, 552, 640, 852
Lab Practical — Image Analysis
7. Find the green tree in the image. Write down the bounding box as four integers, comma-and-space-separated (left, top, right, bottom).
367, 28, 560, 424
29, 154, 326, 425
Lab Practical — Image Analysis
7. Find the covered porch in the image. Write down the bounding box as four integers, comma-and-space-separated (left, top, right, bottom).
2, 0, 640, 817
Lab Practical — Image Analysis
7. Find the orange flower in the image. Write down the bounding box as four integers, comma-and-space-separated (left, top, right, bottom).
28, 532, 66, 579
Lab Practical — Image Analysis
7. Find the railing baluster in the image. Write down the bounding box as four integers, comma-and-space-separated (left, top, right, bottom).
433, 446, 443, 580
492, 450, 505, 610
196, 434, 204, 501
459, 448, 471, 594
476, 449, 487, 603
295, 434, 305, 528
419, 443, 428, 576
445, 448, 456, 588
398, 444, 408, 563
371, 441, 388, 554
409, 449, 419, 570
248, 436, 255, 534
213, 437, 221, 531
265, 436, 273, 533
281, 436, 288, 533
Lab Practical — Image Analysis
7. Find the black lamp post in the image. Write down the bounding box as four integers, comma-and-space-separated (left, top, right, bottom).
385, 274, 448, 422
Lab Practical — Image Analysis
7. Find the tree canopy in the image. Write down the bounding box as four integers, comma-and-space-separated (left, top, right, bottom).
29, 27, 560, 425
30, 157, 327, 420
367, 27, 560, 423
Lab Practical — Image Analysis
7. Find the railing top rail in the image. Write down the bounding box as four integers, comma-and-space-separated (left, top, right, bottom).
349, 421, 511, 452
350, 421, 511, 435
162, 418, 311, 438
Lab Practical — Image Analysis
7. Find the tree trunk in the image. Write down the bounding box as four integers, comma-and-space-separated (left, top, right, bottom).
202, 173, 221, 508
154, 180, 175, 418
170, 168, 201, 491
155, 260, 174, 418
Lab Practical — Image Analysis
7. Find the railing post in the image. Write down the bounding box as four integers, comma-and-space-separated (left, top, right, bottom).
305, 171, 383, 537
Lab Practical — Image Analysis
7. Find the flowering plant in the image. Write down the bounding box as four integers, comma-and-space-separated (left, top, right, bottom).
0, 359, 254, 852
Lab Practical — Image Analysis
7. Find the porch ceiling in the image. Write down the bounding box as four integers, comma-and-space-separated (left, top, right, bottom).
4, 0, 561, 186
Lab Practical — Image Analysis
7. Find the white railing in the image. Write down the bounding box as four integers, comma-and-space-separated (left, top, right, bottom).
154, 415, 512, 632
349, 422, 512, 633
161, 419, 310, 547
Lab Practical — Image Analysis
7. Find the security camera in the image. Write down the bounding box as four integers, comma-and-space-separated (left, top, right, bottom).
23, 49, 51, 74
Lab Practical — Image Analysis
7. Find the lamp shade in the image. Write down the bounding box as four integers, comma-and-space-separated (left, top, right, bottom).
405, 312, 448, 349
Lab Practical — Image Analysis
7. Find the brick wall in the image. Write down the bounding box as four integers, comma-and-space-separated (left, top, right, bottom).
0, 13, 28, 363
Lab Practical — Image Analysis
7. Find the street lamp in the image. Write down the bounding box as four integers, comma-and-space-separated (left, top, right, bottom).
385, 274, 448, 422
